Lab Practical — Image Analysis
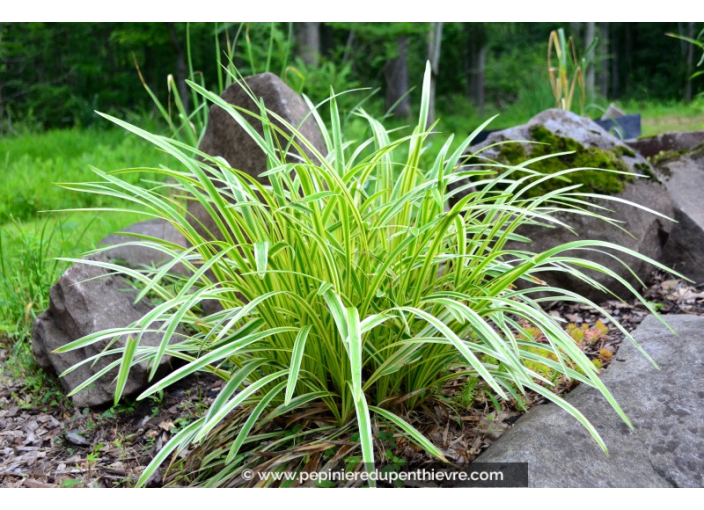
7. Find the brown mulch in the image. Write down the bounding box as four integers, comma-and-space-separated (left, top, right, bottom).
0, 367, 220, 488
2, 270, 703, 488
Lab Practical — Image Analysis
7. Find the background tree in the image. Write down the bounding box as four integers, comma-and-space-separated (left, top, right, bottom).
466, 22, 488, 113
426, 22, 443, 126
296, 22, 321, 67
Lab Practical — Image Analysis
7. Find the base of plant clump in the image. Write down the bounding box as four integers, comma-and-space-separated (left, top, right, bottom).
3, 267, 701, 487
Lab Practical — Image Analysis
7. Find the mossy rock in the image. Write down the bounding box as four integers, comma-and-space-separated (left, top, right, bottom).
449, 109, 673, 302
494, 126, 635, 197
650, 149, 688, 167
453, 109, 654, 203
648, 141, 704, 177
648, 150, 689, 177
690, 141, 704, 160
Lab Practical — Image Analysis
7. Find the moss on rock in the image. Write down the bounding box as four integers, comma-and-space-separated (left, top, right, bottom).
635, 162, 660, 182
651, 149, 688, 167
495, 126, 635, 197
612, 145, 637, 158
690, 141, 704, 160
649, 144, 704, 177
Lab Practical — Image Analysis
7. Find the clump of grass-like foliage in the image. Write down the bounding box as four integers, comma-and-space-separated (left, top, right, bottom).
55, 64, 675, 487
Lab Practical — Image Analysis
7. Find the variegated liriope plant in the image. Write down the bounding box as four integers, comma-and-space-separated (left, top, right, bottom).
55, 63, 676, 487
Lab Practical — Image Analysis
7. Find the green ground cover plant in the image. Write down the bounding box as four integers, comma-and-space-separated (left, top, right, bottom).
36, 64, 681, 487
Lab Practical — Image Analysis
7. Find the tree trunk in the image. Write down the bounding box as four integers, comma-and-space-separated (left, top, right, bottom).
320, 23, 335, 59
296, 22, 321, 67
166, 22, 189, 114
570, 22, 583, 41
342, 30, 356, 64
584, 21, 596, 103
624, 22, 633, 96
684, 22, 695, 103
385, 35, 411, 119
426, 22, 443, 127
598, 22, 610, 99
466, 23, 487, 113
474, 44, 487, 112
610, 22, 620, 99
144, 45, 157, 94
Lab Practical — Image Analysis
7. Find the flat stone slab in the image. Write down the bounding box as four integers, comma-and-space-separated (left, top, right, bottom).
459, 314, 704, 487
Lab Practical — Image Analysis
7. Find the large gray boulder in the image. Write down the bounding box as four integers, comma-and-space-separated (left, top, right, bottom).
657, 145, 704, 284
190, 72, 326, 240
628, 131, 704, 159
32, 254, 182, 408
99, 218, 188, 274
458, 314, 704, 488
451, 109, 674, 302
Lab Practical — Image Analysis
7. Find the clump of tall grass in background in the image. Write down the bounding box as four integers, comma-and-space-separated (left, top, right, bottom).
55, 63, 675, 487
548, 28, 597, 115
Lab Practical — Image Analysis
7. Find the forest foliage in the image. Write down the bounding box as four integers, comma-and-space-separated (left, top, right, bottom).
1, 22, 702, 133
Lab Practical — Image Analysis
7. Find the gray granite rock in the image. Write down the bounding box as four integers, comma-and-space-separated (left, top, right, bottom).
628, 131, 704, 159
458, 314, 704, 487
32, 254, 182, 408
658, 147, 704, 284
99, 218, 188, 274
190, 72, 326, 240
600, 103, 626, 120
510, 179, 672, 301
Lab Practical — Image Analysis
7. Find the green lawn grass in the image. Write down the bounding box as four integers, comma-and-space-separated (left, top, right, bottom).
616, 98, 704, 137
0, 128, 167, 339
0, 129, 170, 223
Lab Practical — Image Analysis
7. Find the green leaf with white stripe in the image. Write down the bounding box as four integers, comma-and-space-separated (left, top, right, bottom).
284, 325, 312, 405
